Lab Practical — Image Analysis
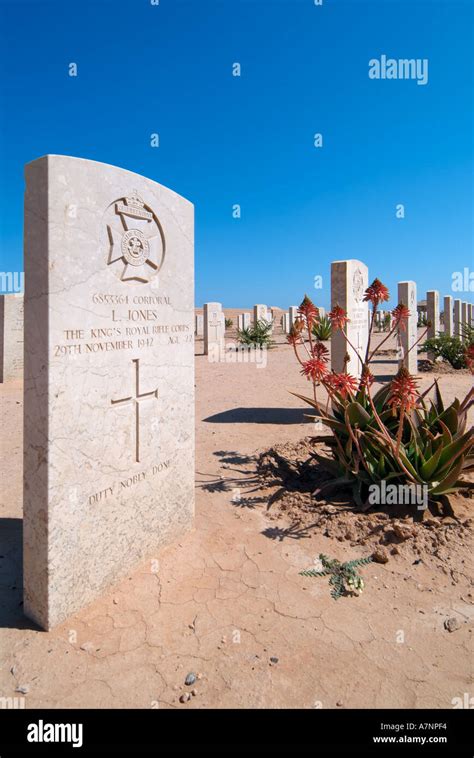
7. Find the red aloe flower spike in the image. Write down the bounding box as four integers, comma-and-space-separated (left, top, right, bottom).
324, 372, 358, 398
387, 367, 419, 413
328, 305, 349, 330
298, 295, 319, 329
363, 278, 390, 307
311, 342, 329, 361
359, 365, 374, 390
392, 302, 410, 331
287, 326, 303, 346
301, 358, 328, 383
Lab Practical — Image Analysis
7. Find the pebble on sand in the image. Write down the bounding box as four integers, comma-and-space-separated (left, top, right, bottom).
444, 617, 461, 633
372, 548, 389, 564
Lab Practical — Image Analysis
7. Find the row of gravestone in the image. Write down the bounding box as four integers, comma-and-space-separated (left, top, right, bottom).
194, 304, 328, 339
195, 303, 329, 352
4, 287, 472, 385
1, 156, 473, 632
196, 272, 473, 377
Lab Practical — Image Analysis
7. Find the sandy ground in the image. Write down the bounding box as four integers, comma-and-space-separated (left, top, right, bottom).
0, 325, 472, 709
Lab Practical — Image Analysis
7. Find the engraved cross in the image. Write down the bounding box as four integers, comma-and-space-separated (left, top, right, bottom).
111, 358, 158, 463
209, 311, 222, 342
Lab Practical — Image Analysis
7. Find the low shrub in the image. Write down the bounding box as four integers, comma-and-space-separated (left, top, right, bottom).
421, 335, 467, 369
237, 319, 274, 348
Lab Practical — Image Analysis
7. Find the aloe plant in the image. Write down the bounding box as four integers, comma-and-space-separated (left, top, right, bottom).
312, 315, 332, 341
237, 319, 274, 348
294, 380, 473, 505
289, 290, 474, 511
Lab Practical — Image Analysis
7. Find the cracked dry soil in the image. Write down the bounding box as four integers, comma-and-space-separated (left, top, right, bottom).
0, 330, 472, 708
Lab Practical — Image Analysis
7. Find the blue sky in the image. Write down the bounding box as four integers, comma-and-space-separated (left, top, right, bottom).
0, 0, 472, 308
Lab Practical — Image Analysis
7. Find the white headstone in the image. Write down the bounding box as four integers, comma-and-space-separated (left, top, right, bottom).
253, 304, 267, 324
330, 260, 369, 379
23, 155, 195, 630
0, 293, 24, 382
426, 291, 440, 339
398, 281, 417, 373
237, 313, 250, 331
453, 299, 462, 337
281, 313, 290, 333
204, 302, 224, 355
426, 291, 439, 362
443, 296, 453, 337
195, 314, 203, 337
265, 310, 273, 333
461, 301, 468, 332
289, 306, 298, 330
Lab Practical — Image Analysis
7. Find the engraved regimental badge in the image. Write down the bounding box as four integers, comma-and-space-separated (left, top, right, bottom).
103, 190, 165, 283
352, 267, 364, 303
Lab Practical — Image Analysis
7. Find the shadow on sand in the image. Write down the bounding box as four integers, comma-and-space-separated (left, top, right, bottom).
203, 407, 309, 425
0, 517, 38, 630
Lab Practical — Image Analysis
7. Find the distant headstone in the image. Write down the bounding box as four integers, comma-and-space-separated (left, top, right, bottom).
204, 302, 224, 355
23, 155, 195, 630
469, 303, 474, 327
265, 310, 273, 333
288, 306, 298, 330
253, 304, 267, 324
0, 293, 24, 382
330, 260, 368, 379
453, 299, 462, 337
426, 291, 439, 361
461, 301, 468, 331
195, 314, 203, 337
443, 296, 453, 336
237, 313, 250, 331
426, 291, 440, 338
398, 281, 417, 373
281, 313, 290, 333
318, 307, 326, 319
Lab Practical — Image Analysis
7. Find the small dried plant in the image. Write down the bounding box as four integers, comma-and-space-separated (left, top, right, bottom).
300, 554, 373, 599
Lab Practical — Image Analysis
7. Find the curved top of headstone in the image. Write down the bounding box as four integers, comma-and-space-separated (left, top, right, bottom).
24, 154, 193, 290
25, 154, 193, 207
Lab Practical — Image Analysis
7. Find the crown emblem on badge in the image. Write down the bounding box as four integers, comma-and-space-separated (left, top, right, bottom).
115, 190, 153, 222
124, 190, 145, 210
